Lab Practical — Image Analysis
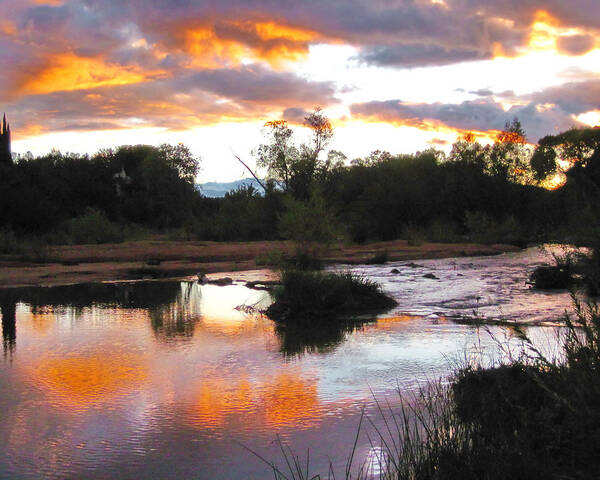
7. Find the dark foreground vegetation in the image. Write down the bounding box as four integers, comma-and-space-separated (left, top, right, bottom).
1, 110, 600, 257
529, 242, 600, 295
401, 299, 600, 480
265, 269, 397, 322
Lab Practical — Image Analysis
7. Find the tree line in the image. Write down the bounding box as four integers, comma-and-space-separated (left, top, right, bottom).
0, 110, 599, 247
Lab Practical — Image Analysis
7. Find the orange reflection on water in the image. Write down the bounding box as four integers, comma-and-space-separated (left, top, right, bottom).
21, 308, 57, 335
262, 373, 320, 428
374, 315, 445, 332
186, 371, 322, 431
200, 314, 273, 338
188, 376, 256, 429
32, 352, 147, 408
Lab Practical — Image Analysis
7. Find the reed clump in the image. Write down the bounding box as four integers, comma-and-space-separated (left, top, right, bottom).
265, 269, 397, 323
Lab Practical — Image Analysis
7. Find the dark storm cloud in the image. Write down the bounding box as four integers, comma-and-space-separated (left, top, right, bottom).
453, 0, 600, 31
470, 89, 495, 97
350, 78, 600, 141
178, 66, 337, 105
350, 96, 578, 141
359, 44, 488, 68
282, 107, 309, 124
530, 79, 600, 115
556, 35, 596, 56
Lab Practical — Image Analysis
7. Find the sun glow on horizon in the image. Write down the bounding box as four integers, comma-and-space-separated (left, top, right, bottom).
576, 111, 600, 128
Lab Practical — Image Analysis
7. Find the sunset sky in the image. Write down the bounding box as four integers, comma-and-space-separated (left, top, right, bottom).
1, 0, 599, 181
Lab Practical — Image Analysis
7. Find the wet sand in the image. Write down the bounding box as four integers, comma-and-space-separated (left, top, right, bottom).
0, 239, 520, 288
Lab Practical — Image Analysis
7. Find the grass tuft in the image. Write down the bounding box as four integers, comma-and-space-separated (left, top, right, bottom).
265, 269, 397, 323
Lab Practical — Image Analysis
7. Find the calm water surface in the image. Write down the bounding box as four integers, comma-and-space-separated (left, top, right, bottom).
0, 247, 575, 479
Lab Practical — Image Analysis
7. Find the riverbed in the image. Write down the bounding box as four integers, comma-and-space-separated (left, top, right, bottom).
0, 246, 577, 479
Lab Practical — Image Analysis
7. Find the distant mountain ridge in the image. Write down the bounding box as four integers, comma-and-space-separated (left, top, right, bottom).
198, 178, 264, 197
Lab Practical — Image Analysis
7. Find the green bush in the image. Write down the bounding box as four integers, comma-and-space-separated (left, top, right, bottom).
255, 250, 286, 267
365, 250, 388, 264
425, 218, 460, 243
464, 211, 525, 245
0, 227, 49, 262
66, 208, 124, 244
403, 225, 426, 246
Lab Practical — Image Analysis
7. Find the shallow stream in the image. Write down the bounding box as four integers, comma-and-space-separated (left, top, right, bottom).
0, 246, 577, 479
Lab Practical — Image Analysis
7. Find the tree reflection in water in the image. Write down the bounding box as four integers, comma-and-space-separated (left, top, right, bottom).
0, 281, 203, 349
149, 282, 203, 342
273, 316, 376, 357
1, 280, 379, 355
1, 301, 16, 358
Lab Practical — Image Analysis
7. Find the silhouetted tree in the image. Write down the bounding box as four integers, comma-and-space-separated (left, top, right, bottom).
532, 127, 600, 183
255, 107, 339, 199
487, 118, 533, 184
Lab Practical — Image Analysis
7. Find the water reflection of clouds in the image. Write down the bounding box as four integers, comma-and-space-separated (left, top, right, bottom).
184, 371, 324, 433
31, 351, 148, 409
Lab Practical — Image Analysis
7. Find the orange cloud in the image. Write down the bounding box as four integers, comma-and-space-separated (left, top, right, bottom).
528, 10, 561, 51
254, 21, 317, 43
490, 10, 597, 59
352, 113, 501, 144
18, 53, 167, 96
184, 27, 249, 68
521, 10, 598, 57
0, 21, 16, 36
18, 123, 50, 137
180, 20, 322, 69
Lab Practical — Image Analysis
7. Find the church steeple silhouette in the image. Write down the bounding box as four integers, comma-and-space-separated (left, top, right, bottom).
0, 113, 11, 165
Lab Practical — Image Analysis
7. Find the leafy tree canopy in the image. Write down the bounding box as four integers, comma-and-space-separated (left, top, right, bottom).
255, 107, 339, 199
532, 127, 600, 182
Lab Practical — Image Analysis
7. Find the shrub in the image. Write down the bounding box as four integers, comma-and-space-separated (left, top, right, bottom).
265, 269, 397, 322
66, 208, 124, 244
255, 250, 286, 267
426, 218, 460, 243
0, 227, 49, 262
464, 211, 525, 245
403, 225, 426, 246
365, 250, 388, 264
529, 248, 600, 291
529, 264, 573, 289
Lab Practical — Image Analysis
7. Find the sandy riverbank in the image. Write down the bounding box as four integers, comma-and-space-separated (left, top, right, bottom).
0, 239, 521, 288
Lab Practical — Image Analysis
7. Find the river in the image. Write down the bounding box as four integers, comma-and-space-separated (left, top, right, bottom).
0, 246, 578, 479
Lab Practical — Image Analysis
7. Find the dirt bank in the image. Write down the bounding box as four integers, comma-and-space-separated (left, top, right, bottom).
0, 239, 520, 288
